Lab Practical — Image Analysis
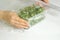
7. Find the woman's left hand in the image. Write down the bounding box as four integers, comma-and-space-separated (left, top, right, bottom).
2, 11, 29, 29
35, 0, 48, 7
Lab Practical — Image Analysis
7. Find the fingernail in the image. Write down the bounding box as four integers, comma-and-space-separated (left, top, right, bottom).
24, 26, 30, 30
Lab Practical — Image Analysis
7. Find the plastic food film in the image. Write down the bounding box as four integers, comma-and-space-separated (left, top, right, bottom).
0, 0, 47, 32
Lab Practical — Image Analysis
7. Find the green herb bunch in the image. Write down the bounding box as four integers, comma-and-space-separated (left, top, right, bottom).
18, 4, 44, 20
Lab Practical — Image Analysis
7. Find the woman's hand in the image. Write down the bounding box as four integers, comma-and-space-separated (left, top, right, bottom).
41, 0, 48, 3
1, 11, 29, 29
36, 0, 48, 6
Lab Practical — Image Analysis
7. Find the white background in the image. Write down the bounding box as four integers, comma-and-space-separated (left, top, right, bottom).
0, 0, 60, 40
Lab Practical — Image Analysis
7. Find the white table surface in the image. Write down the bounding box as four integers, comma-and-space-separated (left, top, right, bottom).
0, 0, 60, 40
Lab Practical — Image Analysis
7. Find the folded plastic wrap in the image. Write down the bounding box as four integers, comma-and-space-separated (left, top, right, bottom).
0, 0, 47, 32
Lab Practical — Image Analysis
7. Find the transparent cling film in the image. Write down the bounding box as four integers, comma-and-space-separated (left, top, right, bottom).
0, 0, 47, 32
17, 4, 45, 26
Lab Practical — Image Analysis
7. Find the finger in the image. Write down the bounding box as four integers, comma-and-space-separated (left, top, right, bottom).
12, 17, 29, 27
12, 16, 29, 26
11, 20, 28, 29
19, 19, 29, 27
13, 23, 28, 29
14, 23, 28, 29
18, 18, 28, 25
11, 20, 29, 27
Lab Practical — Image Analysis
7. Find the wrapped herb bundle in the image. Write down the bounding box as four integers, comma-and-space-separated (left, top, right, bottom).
18, 4, 45, 26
